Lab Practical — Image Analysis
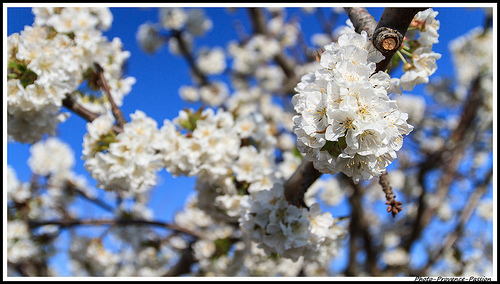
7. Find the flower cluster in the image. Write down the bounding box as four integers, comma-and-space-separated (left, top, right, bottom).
239, 184, 343, 262
156, 108, 241, 179
7, 24, 75, 143
7, 8, 135, 144
28, 137, 75, 177
449, 26, 493, 98
137, 7, 212, 55
7, 220, 39, 264
292, 31, 413, 183
266, 9, 300, 47
228, 35, 281, 75
82, 111, 163, 193
179, 81, 230, 107
160, 8, 212, 35
398, 8, 442, 91
196, 47, 227, 75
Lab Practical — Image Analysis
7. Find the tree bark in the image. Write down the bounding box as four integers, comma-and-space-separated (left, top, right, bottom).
372, 8, 427, 72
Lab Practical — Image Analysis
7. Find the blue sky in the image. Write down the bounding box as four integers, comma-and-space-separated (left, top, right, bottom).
4, 4, 494, 276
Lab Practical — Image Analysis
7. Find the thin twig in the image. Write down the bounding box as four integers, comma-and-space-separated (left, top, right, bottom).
27, 218, 203, 239
62, 94, 123, 134
171, 31, 210, 86
379, 171, 403, 217
65, 180, 115, 212
94, 63, 127, 128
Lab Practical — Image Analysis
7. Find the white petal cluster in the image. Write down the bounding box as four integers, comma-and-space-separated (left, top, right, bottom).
413, 8, 440, 46
239, 184, 342, 262
228, 35, 281, 74
7, 25, 76, 143
157, 108, 241, 179
399, 8, 442, 91
476, 199, 493, 220
32, 7, 113, 32
255, 64, 285, 92
7, 220, 39, 264
159, 7, 187, 30
199, 81, 229, 107
39, 7, 134, 112
178, 82, 229, 107
7, 166, 32, 203
394, 94, 426, 125
292, 31, 413, 183
382, 247, 409, 266
159, 8, 212, 36
136, 23, 164, 54
7, 7, 134, 143
196, 47, 226, 75
69, 236, 121, 276
82, 111, 163, 193
7, 109, 70, 144
27, 137, 75, 177
449, 26, 493, 94
267, 15, 300, 47
400, 47, 441, 91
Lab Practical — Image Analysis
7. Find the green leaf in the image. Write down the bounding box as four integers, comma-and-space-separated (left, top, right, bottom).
213, 237, 232, 258
338, 136, 347, 150
321, 140, 343, 158
91, 131, 117, 154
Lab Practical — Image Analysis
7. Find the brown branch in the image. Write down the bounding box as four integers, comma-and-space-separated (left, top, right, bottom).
62, 94, 123, 134
27, 218, 203, 239
164, 241, 195, 276
412, 171, 492, 275
372, 8, 427, 72
284, 159, 322, 207
343, 174, 378, 276
344, 7, 378, 38
171, 31, 210, 86
247, 8, 267, 35
247, 7, 298, 93
62, 95, 98, 121
10, 260, 49, 277
94, 63, 127, 128
403, 76, 483, 251
379, 171, 403, 217
65, 180, 114, 212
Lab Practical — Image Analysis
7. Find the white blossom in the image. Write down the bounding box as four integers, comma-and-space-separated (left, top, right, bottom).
136, 22, 164, 54
28, 137, 75, 177
382, 247, 409, 266
159, 7, 187, 30
196, 47, 226, 75
179, 85, 200, 102
185, 9, 213, 36
239, 184, 343, 262
476, 199, 493, 220
83, 111, 163, 193
292, 31, 413, 183
7, 220, 38, 264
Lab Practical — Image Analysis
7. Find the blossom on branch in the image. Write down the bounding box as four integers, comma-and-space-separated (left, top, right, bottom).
292, 31, 413, 183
